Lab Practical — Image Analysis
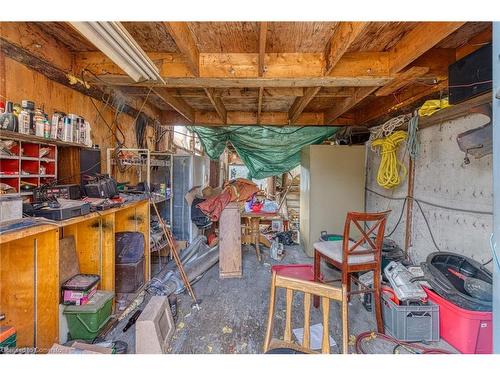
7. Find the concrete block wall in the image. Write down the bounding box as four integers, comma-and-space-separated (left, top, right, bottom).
366, 113, 493, 268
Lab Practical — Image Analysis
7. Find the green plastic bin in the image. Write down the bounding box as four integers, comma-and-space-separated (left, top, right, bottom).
63, 290, 114, 341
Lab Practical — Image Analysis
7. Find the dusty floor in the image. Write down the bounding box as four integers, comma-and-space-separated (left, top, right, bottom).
106, 243, 457, 354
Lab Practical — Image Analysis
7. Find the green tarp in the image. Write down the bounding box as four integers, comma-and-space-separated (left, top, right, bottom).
190, 126, 338, 179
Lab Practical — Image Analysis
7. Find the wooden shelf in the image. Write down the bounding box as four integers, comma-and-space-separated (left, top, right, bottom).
0, 130, 89, 149
0, 199, 150, 349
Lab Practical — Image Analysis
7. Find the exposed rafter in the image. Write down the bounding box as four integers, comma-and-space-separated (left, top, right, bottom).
375, 66, 430, 96
324, 22, 465, 123
288, 22, 369, 124
288, 87, 321, 124
324, 86, 378, 124
204, 87, 227, 124
163, 22, 200, 76
153, 87, 195, 123
389, 22, 465, 74
324, 22, 370, 75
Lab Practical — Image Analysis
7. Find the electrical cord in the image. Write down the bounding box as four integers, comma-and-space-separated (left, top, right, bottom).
355, 331, 453, 354
366, 187, 494, 265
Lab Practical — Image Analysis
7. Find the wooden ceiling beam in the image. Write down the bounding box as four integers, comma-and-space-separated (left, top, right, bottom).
194, 111, 328, 126
259, 22, 268, 77
163, 22, 200, 76
324, 86, 378, 124
389, 22, 465, 74
375, 66, 430, 96
288, 87, 321, 124
204, 87, 228, 124
153, 87, 195, 123
323, 22, 464, 123
73, 51, 392, 85
324, 22, 370, 75
355, 80, 449, 125
455, 26, 492, 60
91, 75, 391, 88
288, 22, 370, 124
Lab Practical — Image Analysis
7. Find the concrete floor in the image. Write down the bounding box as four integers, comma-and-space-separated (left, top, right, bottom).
106, 243, 457, 354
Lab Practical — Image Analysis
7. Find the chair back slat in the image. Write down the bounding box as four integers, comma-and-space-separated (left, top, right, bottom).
343, 211, 390, 264
303, 292, 311, 349
321, 297, 330, 354
263, 271, 348, 354
284, 289, 293, 342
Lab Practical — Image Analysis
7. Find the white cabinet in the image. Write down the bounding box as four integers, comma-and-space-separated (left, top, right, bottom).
300, 145, 366, 256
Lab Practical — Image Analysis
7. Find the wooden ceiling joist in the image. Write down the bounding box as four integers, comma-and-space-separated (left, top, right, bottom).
323, 22, 465, 123
204, 87, 228, 124
153, 87, 195, 123
375, 66, 430, 96
288, 87, 321, 124
288, 22, 369, 124
163, 22, 200, 76
389, 22, 465, 74
324, 22, 370, 75
324, 86, 378, 124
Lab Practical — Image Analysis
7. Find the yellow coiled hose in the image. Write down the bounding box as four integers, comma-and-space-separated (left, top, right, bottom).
371, 130, 408, 189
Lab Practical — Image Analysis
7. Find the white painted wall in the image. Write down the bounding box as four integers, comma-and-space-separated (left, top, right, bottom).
366, 113, 493, 268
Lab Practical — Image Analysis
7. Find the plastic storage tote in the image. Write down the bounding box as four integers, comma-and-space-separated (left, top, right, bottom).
63, 290, 114, 341
425, 288, 492, 353
382, 292, 439, 342
61, 274, 100, 305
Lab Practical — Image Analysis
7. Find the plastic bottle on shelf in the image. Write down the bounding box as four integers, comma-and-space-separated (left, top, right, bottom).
0, 102, 18, 132
34, 108, 45, 137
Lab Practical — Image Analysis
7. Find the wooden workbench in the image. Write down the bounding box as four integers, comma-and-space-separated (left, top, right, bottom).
0, 199, 150, 352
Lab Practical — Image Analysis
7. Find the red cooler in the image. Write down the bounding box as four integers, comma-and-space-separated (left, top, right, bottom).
425, 288, 492, 354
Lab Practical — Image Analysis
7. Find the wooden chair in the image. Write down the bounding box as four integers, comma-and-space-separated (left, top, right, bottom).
263, 270, 349, 354
313, 211, 390, 333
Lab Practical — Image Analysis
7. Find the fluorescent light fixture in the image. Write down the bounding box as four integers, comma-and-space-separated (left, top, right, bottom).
71, 22, 165, 84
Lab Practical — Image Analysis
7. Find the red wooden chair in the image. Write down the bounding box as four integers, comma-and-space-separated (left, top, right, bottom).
313, 211, 390, 333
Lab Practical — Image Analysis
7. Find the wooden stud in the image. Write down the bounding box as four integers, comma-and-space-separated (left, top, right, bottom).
259, 22, 268, 77
204, 87, 228, 124
303, 292, 311, 349
288, 87, 321, 124
375, 66, 430, 96
325, 22, 370, 75
284, 289, 293, 342
389, 22, 465, 74
163, 22, 200, 76
154, 87, 195, 123
321, 296, 330, 354
257, 86, 264, 124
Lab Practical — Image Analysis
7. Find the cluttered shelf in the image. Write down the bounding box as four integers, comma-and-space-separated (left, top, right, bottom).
0, 198, 151, 350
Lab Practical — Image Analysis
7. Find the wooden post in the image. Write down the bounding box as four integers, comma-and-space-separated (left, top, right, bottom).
0, 50, 6, 103
404, 157, 415, 258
